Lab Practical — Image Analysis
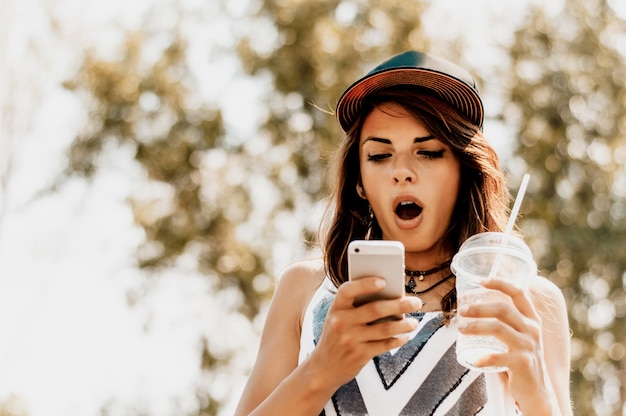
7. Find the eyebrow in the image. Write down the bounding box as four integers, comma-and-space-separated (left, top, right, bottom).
362, 135, 435, 145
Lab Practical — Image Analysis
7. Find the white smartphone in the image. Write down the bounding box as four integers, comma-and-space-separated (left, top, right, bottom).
348, 240, 405, 310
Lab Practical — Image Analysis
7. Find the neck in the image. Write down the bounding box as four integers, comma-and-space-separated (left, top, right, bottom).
403, 242, 452, 270
405, 255, 452, 272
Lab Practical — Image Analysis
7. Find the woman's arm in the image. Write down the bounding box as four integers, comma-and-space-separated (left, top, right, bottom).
234, 260, 328, 415
235, 259, 423, 416
526, 277, 572, 415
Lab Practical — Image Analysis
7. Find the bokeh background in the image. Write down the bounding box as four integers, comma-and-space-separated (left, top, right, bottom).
1, 0, 625, 415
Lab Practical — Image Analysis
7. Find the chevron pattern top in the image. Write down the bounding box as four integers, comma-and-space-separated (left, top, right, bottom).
298, 277, 518, 416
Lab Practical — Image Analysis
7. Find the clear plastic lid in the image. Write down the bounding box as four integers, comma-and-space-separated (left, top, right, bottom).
451, 232, 537, 280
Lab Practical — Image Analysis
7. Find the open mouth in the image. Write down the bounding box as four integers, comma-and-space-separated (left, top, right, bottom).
395, 201, 423, 220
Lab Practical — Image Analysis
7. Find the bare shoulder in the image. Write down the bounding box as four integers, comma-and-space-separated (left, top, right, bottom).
277, 257, 326, 293
527, 275, 568, 323
527, 275, 567, 310
273, 258, 327, 326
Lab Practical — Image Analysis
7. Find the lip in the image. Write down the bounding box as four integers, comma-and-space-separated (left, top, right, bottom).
392, 194, 424, 230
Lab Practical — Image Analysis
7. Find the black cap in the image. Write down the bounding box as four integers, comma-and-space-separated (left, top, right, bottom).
336, 51, 484, 132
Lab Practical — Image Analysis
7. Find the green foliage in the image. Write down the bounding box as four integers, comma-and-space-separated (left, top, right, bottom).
507, 1, 626, 414
236, 0, 429, 204
63, 31, 267, 413
63, 32, 268, 314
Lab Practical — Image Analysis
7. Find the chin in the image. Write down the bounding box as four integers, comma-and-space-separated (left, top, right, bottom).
384, 236, 431, 252
396, 233, 447, 255
404, 242, 438, 255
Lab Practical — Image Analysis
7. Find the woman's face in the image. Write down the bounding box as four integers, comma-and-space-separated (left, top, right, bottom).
358, 102, 461, 260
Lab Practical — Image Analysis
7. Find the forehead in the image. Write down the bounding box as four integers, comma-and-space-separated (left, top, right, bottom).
360, 103, 430, 139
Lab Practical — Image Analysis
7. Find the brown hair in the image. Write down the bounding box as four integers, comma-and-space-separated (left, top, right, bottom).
320, 87, 511, 315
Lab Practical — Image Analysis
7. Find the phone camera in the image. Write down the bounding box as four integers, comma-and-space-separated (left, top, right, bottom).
354, 248, 360, 253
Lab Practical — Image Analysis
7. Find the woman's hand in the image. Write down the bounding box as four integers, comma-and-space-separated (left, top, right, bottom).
457, 278, 560, 414
308, 277, 423, 391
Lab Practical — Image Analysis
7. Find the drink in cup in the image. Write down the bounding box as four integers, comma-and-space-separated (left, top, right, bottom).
451, 232, 537, 372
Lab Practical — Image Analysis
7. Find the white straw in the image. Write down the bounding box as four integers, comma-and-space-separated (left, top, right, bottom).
488, 174, 531, 278
504, 174, 530, 235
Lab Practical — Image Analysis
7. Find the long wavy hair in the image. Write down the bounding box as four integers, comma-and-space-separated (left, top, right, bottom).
320, 86, 511, 315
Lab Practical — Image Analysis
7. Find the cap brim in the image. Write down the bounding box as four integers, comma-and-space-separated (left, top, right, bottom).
336, 67, 484, 132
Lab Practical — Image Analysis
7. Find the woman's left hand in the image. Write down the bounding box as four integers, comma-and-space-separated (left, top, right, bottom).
457, 278, 558, 414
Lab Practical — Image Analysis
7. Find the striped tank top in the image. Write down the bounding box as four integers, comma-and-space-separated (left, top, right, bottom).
298, 277, 518, 416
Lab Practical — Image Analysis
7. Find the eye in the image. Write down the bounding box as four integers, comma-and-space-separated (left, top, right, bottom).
417, 150, 445, 160
367, 153, 391, 162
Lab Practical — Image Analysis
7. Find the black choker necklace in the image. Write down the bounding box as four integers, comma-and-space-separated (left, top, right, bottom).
405, 261, 451, 281
405, 273, 455, 296
405, 261, 452, 295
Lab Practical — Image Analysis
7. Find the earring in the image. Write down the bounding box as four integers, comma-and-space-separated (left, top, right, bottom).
365, 204, 374, 240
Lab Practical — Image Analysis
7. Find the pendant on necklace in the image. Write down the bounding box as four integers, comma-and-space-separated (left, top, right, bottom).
406, 276, 417, 292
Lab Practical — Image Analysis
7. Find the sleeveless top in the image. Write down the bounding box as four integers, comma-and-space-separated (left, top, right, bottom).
298, 277, 518, 416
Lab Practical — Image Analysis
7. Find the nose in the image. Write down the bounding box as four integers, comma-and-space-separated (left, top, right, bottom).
393, 155, 416, 184
394, 175, 413, 183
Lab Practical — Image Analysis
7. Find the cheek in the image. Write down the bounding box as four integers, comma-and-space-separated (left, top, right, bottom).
360, 165, 388, 193
439, 188, 458, 218
434, 171, 461, 218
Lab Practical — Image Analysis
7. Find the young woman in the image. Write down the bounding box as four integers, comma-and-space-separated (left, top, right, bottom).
235, 51, 572, 415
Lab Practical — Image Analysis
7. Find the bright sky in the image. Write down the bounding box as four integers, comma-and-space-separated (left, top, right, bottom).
4, 0, 624, 415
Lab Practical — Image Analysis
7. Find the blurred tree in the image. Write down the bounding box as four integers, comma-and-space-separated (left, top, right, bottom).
63, 33, 246, 414
234, 0, 430, 240
506, 0, 626, 415
62, 1, 430, 414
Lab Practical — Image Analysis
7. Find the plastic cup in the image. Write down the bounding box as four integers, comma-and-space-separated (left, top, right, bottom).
451, 232, 537, 372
